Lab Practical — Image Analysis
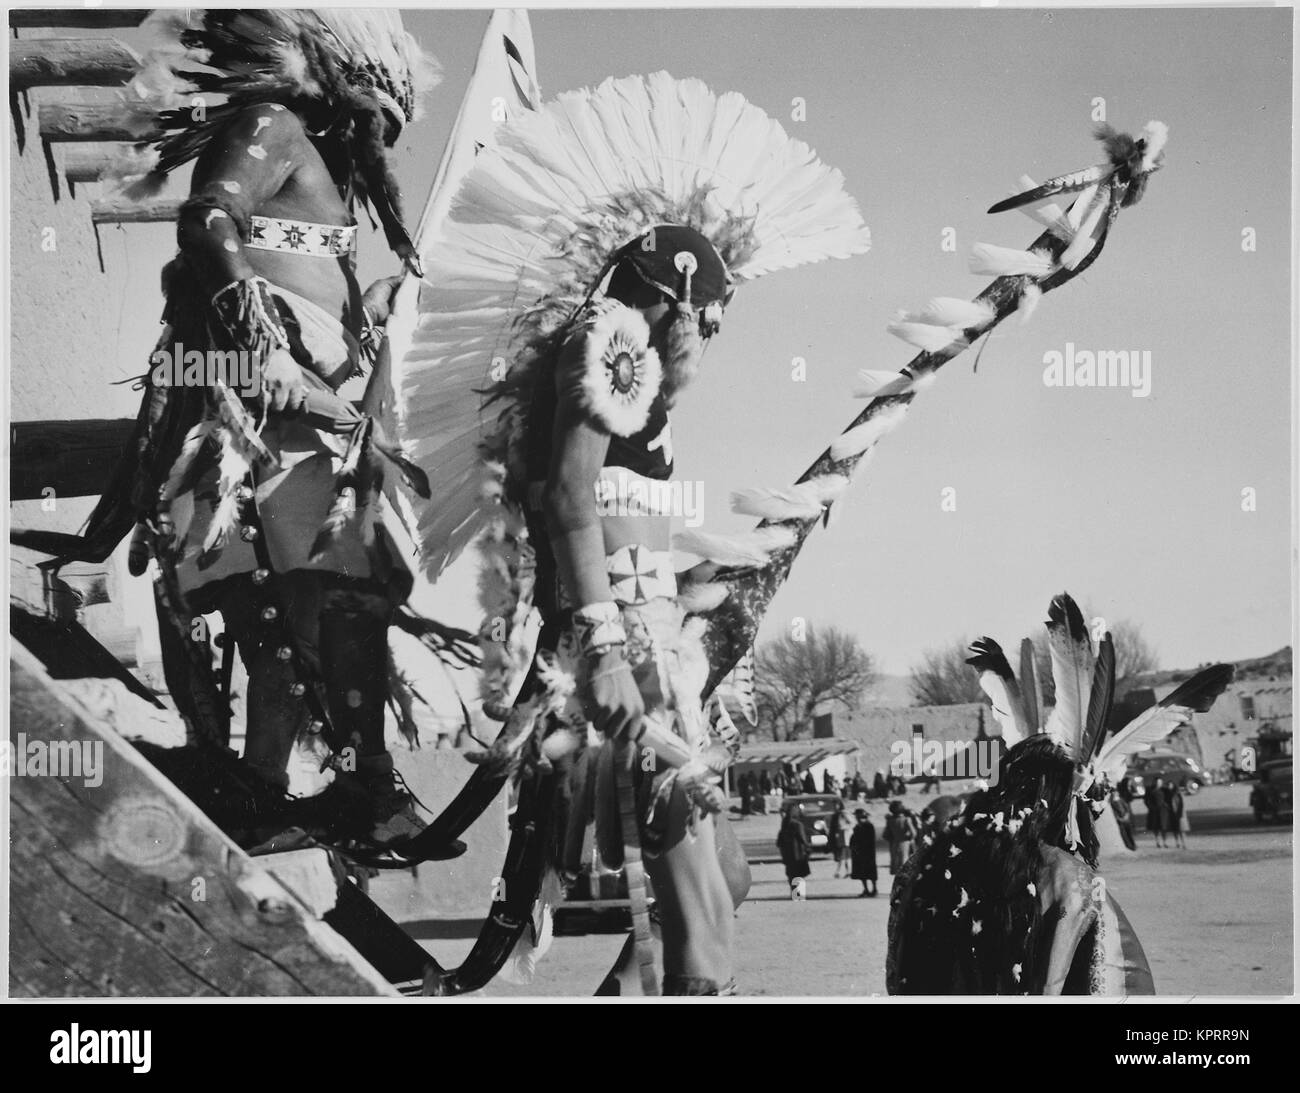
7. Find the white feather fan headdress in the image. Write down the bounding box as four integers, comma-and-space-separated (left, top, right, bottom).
397, 70, 871, 579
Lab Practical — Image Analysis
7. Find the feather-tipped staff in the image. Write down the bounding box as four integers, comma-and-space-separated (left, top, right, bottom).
417, 124, 1170, 995
690, 123, 1169, 695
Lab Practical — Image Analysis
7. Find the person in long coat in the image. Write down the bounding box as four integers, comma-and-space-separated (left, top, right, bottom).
850, 809, 878, 896
1162, 782, 1187, 848
885, 800, 918, 874
1144, 777, 1170, 847
777, 809, 812, 900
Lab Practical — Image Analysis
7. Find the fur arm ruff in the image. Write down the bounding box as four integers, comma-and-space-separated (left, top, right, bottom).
557, 302, 662, 438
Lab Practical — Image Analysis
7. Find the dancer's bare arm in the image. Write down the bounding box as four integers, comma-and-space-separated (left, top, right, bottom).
176, 105, 306, 411
544, 380, 646, 740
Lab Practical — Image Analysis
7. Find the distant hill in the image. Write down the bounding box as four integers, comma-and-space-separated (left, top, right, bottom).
1129, 646, 1292, 691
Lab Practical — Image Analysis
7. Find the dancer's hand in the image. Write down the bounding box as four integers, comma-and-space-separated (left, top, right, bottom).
261, 349, 307, 414
361, 275, 404, 325
584, 649, 643, 740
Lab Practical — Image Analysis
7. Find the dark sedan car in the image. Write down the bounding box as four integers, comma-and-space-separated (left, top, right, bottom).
1125, 752, 1208, 794
781, 794, 842, 854
1250, 759, 1293, 824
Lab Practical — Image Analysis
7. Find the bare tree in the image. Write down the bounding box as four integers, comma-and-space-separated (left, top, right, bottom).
754, 625, 876, 741
909, 638, 986, 706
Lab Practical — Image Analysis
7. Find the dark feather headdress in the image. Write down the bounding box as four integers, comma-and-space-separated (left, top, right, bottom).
118, 9, 440, 264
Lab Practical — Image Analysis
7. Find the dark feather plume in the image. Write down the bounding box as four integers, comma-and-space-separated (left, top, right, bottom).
1083, 634, 1116, 759
1160, 663, 1235, 713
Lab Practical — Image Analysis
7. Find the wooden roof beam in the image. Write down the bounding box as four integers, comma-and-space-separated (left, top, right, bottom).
9, 10, 150, 29
91, 195, 180, 224
39, 100, 158, 143
11, 37, 141, 91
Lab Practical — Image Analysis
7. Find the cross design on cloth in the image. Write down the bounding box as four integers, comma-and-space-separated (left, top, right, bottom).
607, 544, 661, 605
647, 421, 673, 466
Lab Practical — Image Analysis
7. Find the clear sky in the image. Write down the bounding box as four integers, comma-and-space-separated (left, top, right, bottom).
105, 5, 1294, 679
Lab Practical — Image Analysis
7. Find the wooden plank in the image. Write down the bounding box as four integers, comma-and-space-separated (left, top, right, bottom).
9, 418, 134, 500
10, 10, 149, 29
39, 101, 158, 143
92, 195, 181, 224
8, 642, 398, 997
60, 142, 129, 182
10, 38, 140, 90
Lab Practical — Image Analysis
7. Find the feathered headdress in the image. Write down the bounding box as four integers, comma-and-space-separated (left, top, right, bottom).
115, 9, 439, 263
967, 592, 1233, 854
393, 71, 868, 714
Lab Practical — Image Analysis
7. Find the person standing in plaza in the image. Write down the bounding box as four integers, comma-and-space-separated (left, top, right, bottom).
850, 809, 879, 897
778, 808, 812, 900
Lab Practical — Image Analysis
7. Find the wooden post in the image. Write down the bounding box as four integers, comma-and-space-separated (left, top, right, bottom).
9, 10, 150, 29
10, 38, 141, 90
92, 195, 181, 224
39, 101, 158, 143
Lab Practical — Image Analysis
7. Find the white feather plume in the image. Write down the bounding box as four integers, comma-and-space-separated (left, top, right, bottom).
910, 297, 997, 330
1013, 175, 1073, 240
730, 475, 849, 520
1059, 182, 1111, 271
395, 72, 870, 579
1139, 121, 1169, 173
673, 526, 797, 568
887, 318, 969, 355
829, 402, 909, 462
969, 243, 1055, 278
1095, 705, 1191, 785
1017, 282, 1042, 325
676, 581, 731, 613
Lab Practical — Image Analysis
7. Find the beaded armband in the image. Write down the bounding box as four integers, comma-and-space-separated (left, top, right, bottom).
210, 276, 290, 365
572, 601, 627, 659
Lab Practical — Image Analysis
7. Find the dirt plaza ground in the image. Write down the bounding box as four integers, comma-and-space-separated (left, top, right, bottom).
416, 784, 1292, 997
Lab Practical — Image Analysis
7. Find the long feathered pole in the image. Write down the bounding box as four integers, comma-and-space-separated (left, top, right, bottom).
692, 126, 1165, 694
419, 122, 1167, 995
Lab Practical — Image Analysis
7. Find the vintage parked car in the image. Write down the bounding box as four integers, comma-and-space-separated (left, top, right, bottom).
781, 794, 842, 854
1250, 758, 1293, 824
1124, 752, 1208, 794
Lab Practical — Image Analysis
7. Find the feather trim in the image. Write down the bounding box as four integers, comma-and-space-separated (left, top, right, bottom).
1139, 121, 1169, 173
910, 297, 997, 331
673, 526, 797, 568
852, 369, 914, 399
573, 304, 662, 438
677, 581, 731, 614
829, 402, 909, 462
1059, 182, 1112, 271
969, 243, 1055, 278
1013, 175, 1073, 241
196, 426, 252, 570
887, 318, 969, 355
730, 475, 849, 521
1017, 282, 1042, 325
